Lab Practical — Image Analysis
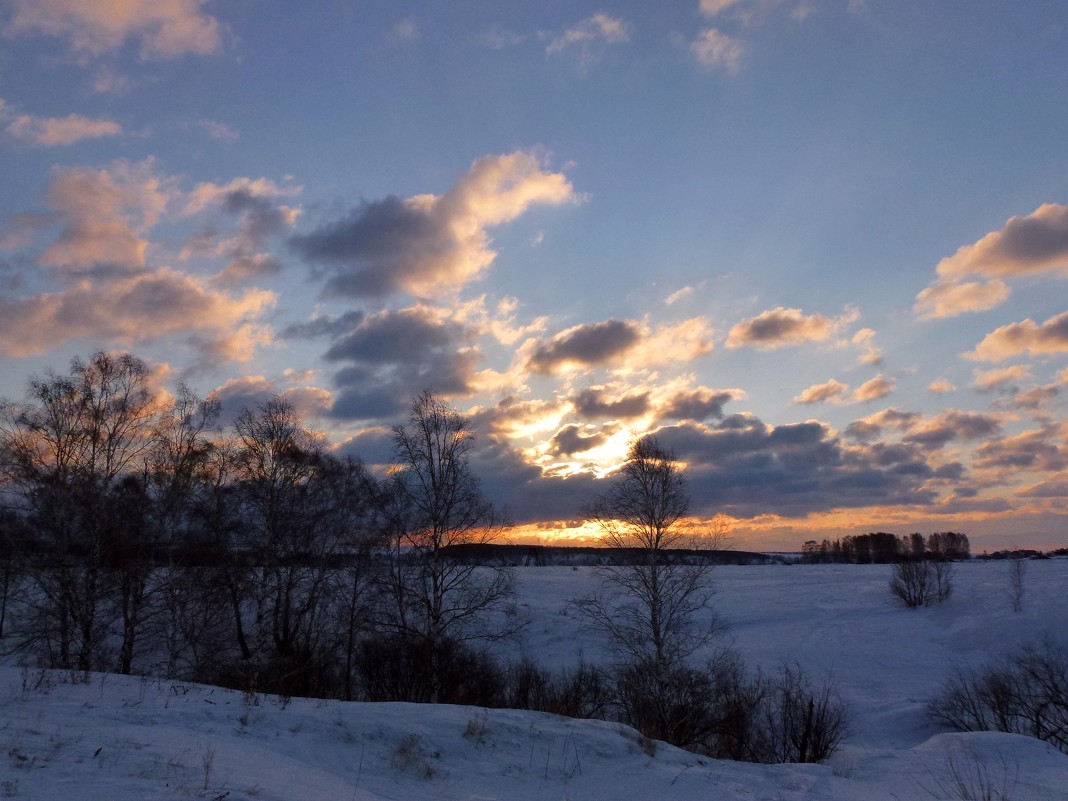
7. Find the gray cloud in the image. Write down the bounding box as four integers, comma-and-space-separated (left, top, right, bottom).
527, 319, 640, 374
549, 424, 610, 456
291, 151, 575, 298
571, 387, 649, 420
658, 388, 736, 421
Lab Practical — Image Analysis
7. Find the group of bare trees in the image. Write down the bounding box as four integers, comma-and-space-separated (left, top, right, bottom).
1, 351, 849, 764
0, 354, 510, 701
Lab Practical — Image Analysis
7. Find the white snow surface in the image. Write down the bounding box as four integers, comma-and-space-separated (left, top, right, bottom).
2, 559, 1067, 800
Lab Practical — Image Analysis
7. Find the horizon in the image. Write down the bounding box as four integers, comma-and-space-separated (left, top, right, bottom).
1, 1, 1067, 552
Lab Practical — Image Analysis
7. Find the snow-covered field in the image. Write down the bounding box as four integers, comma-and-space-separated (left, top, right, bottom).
2, 559, 1067, 800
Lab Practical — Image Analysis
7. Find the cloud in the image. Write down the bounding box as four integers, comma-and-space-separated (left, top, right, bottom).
726, 306, 853, 350
902, 410, 1002, 449
549, 424, 610, 456
648, 416, 939, 518
916, 204, 1068, 318
852, 374, 894, 402
292, 151, 576, 298
2, 105, 121, 146
690, 28, 744, 72
972, 364, 1031, 393
935, 203, 1068, 281
525, 319, 641, 375
0, 268, 275, 360
210, 375, 333, 427
968, 311, 1068, 362
793, 379, 850, 405
545, 13, 630, 62
844, 408, 918, 442
851, 327, 883, 366
36, 159, 177, 276
5, 0, 224, 60
913, 278, 1010, 320
180, 177, 301, 284
699, 0, 741, 16
974, 425, 1068, 473
196, 119, 239, 141
928, 378, 956, 395
571, 387, 650, 420
1011, 384, 1059, 410
657, 386, 738, 421
321, 306, 482, 421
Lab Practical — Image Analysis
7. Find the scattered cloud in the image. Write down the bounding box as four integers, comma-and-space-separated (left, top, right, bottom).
929, 377, 956, 395
916, 203, 1068, 318
0, 268, 275, 361
968, 310, 1068, 362
571, 387, 650, 421
902, 410, 1002, 449
726, 306, 854, 350
665, 286, 695, 305
690, 28, 744, 72
699, 0, 742, 16
852, 374, 894, 402
37, 158, 177, 276
549, 424, 611, 456
851, 327, 883, 366
972, 364, 1031, 393
1, 101, 122, 146
321, 306, 483, 420
793, 378, 850, 405
525, 319, 640, 375
974, 425, 1068, 473
196, 119, 239, 141
545, 13, 630, 63
391, 18, 419, 41
292, 151, 576, 298
4, 0, 224, 60
914, 278, 1010, 320
936, 203, 1068, 281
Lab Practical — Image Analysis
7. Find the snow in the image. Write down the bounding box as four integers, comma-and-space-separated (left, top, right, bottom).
2, 558, 1067, 800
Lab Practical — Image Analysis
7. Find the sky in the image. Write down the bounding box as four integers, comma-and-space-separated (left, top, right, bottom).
1, 0, 1067, 551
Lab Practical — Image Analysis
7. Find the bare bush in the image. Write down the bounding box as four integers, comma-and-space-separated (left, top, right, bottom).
890, 559, 934, 608
929, 639, 1068, 753
756, 662, 851, 764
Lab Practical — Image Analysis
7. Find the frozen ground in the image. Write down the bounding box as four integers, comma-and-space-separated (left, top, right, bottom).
2, 558, 1067, 800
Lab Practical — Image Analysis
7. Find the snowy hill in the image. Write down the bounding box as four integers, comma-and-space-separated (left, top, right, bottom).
3, 559, 1067, 800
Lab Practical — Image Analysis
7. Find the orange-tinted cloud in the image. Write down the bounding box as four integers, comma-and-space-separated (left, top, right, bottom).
793, 379, 849, 405
968, 311, 1068, 362
0, 269, 274, 360
852, 374, 894, 402
972, 364, 1031, 392
36, 159, 176, 275
914, 278, 1010, 320
916, 204, 1068, 318
726, 306, 852, 350
5, 0, 223, 60
2, 104, 121, 146
691, 28, 744, 72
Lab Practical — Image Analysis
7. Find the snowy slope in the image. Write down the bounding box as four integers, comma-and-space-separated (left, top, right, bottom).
2, 559, 1067, 801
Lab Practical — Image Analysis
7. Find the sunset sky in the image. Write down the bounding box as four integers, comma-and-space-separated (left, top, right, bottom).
2, 0, 1067, 551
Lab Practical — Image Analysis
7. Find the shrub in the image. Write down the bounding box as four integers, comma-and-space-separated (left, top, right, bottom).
929, 640, 1068, 753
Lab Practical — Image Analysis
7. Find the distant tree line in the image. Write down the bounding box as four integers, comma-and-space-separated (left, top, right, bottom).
801, 531, 970, 564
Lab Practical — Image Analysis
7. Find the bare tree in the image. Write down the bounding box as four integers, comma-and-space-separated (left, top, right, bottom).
0, 352, 162, 670
580, 435, 723, 670
380, 390, 513, 703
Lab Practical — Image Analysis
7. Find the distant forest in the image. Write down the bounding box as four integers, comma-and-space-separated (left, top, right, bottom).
801, 532, 970, 564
